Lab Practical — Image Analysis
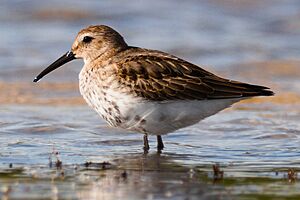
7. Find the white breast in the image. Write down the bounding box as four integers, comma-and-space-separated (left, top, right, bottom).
79, 66, 140, 127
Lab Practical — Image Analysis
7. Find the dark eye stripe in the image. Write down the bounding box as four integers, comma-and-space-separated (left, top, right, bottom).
83, 36, 94, 43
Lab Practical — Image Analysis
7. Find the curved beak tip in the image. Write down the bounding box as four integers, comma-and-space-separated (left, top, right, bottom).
33, 51, 75, 83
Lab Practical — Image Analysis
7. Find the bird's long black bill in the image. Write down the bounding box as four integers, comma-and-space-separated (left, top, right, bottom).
33, 51, 76, 82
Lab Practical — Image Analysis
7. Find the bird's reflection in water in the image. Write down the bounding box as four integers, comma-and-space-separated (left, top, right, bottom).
112, 152, 190, 172
76, 153, 220, 200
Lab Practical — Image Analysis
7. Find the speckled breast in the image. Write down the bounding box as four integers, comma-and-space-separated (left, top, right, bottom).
78, 65, 141, 128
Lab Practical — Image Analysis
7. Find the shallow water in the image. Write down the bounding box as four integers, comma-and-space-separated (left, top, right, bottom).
1, 0, 300, 199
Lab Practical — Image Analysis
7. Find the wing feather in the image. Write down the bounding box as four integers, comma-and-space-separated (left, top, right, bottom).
116, 53, 273, 101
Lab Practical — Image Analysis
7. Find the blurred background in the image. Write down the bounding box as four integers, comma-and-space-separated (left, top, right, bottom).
1, 0, 300, 199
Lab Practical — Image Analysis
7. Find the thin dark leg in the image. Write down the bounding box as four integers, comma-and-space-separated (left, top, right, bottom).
157, 135, 164, 152
143, 134, 150, 153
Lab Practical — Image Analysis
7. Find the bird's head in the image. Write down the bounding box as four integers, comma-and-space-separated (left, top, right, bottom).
33, 25, 127, 82
72, 25, 127, 62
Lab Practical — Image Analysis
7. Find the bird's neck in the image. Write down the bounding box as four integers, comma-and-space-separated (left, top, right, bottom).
85, 45, 127, 68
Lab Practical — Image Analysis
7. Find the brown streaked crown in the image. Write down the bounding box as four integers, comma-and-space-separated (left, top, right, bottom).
72, 25, 128, 62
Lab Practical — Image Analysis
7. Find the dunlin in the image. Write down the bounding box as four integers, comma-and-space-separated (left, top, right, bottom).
34, 25, 274, 152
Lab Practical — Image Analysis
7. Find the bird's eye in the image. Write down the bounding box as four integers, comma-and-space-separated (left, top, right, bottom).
82, 36, 94, 43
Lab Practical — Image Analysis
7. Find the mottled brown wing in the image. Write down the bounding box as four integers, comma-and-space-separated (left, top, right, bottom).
116, 55, 273, 101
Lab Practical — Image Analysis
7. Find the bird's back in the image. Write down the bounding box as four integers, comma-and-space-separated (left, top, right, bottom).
111, 46, 274, 101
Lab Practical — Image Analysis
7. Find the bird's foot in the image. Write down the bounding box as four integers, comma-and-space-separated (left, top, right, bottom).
157, 135, 164, 154
143, 134, 150, 154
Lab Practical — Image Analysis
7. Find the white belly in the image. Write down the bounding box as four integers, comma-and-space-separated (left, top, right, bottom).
80, 82, 241, 135
121, 98, 241, 135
